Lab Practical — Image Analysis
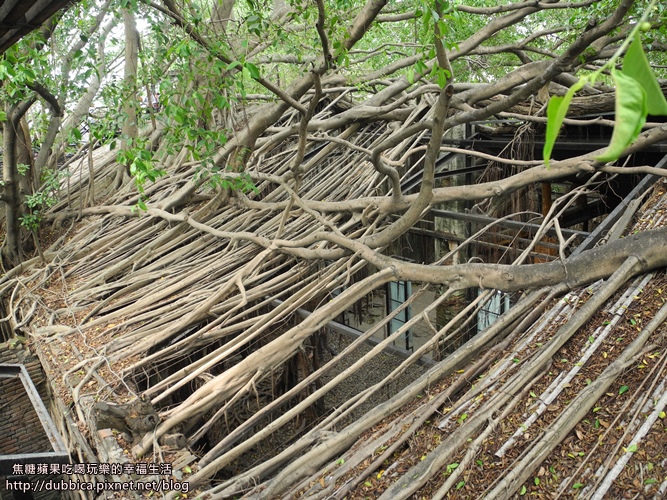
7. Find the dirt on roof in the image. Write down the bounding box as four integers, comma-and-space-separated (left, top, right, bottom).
268, 179, 667, 499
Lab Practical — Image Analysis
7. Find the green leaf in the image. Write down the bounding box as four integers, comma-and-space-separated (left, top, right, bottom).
596, 69, 647, 163
572, 483, 584, 489
436, 67, 448, 89
226, 61, 242, 71
626, 443, 638, 453
623, 36, 667, 116
0, 110, 6, 121
619, 385, 629, 395
245, 63, 260, 80
543, 77, 587, 167
22, 67, 36, 82
520, 485, 527, 495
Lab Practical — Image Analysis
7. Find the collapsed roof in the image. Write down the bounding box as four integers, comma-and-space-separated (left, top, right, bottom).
4, 82, 667, 500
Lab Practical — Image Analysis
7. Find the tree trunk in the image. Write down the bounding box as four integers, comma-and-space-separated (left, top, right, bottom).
3, 123, 21, 264
17, 117, 35, 198
116, 8, 139, 188
2, 104, 32, 265
33, 110, 61, 185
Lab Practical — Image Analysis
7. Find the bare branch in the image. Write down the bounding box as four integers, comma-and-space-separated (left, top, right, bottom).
457, 0, 600, 15
314, 0, 333, 71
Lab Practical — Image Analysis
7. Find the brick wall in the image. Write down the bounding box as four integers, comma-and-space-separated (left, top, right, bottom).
0, 376, 53, 455
0, 343, 62, 500
0, 343, 53, 456
0, 343, 48, 400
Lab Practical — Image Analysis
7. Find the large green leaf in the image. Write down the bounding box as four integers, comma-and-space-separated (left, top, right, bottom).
623, 36, 667, 116
543, 78, 587, 167
596, 69, 647, 163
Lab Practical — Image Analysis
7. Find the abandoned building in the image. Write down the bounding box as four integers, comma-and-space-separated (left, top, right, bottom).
1, 1, 667, 499
0, 86, 664, 498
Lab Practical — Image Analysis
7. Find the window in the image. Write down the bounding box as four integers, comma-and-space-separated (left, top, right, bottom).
387, 280, 412, 351
477, 290, 511, 333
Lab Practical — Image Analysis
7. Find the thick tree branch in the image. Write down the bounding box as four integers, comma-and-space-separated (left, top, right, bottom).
343, 0, 388, 52
27, 82, 61, 116
314, 0, 332, 71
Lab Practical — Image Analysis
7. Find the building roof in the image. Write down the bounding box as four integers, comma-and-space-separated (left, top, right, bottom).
0, 0, 75, 54
9, 87, 667, 499
254, 178, 667, 499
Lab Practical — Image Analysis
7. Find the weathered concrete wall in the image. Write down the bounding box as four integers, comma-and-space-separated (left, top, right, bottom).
434, 125, 471, 354
434, 125, 469, 266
